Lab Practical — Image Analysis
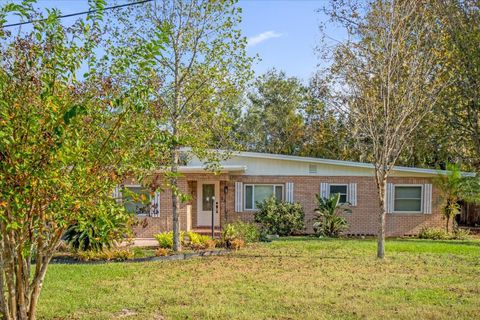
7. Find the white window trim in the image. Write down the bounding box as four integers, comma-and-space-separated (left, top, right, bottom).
393, 184, 424, 214
329, 183, 349, 204
124, 184, 150, 217
244, 184, 284, 211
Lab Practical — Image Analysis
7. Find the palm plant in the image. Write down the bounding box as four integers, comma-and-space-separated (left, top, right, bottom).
313, 193, 351, 237
434, 163, 480, 233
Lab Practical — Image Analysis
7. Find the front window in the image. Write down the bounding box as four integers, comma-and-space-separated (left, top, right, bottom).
329, 184, 348, 203
394, 186, 422, 213
244, 184, 284, 210
124, 186, 151, 216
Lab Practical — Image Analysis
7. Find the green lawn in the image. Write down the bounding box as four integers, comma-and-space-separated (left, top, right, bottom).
38, 238, 480, 319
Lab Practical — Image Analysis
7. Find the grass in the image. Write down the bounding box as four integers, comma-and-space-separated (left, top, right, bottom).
38, 237, 480, 319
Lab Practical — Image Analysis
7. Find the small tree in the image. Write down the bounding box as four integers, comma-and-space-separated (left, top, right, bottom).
110, 0, 252, 251
322, 0, 452, 258
313, 193, 350, 237
0, 2, 149, 318
434, 163, 480, 233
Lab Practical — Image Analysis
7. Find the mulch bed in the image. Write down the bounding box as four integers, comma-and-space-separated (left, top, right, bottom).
50, 249, 231, 265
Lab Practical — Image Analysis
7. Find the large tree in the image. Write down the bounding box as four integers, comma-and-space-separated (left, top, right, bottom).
435, 0, 480, 169
397, 0, 480, 171
323, 0, 451, 258
300, 73, 358, 161
238, 69, 352, 159
0, 2, 150, 319
238, 69, 306, 155
110, 0, 252, 251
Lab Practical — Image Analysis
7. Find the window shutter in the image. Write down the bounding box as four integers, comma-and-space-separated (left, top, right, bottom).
235, 182, 243, 212
423, 184, 432, 214
320, 182, 330, 199
112, 185, 122, 204
285, 182, 294, 203
348, 183, 357, 206
385, 183, 394, 213
150, 192, 160, 217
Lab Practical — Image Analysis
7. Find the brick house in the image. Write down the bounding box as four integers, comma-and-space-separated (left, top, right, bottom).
120, 151, 467, 238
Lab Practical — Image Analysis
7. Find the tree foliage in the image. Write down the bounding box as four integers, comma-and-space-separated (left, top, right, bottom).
322, 0, 451, 258
434, 0, 480, 169
238, 69, 354, 159
108, 0, 253, 251
0, 1, 152, 318
434, 163, 480, 232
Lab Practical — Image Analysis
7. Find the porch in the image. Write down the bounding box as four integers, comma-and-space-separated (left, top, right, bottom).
132, 167, 244, 238
185, 173, 235, 235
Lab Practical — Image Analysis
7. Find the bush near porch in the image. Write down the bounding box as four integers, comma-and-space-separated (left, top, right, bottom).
38, 237, 480, 319
254, 197, 305, 236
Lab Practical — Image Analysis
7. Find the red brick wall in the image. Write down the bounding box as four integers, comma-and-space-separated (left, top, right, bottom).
132, 174, 447, 238
132, 177, 190, 238
226, 175, 446, 237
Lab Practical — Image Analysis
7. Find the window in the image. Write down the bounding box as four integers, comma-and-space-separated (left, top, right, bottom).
202, 184, 215, 211
244, 184, 284, 210
124, 186, 150, 216
394, 186, 422, 213
329, 184, 348, 203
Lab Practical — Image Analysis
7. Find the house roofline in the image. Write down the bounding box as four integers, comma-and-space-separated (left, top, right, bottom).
230, 151, 476, 177
179, 148, 476, 177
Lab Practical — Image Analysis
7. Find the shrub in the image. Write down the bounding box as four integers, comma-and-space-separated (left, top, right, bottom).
230, 238, 245, 250
221, 224, 238, 248
223, 221, 260, 243
419, 227, 472, 240
75, 248, 134, 261
418, 227, 449, 240
63, 202, 133, 251
452, 228, 471, 240
154, 231, 185, 249
254, 197, 305, 236
187, 232, 216, 250
155, 248, 170, 257
313, 194, 350, 237
221, 224, 250, 249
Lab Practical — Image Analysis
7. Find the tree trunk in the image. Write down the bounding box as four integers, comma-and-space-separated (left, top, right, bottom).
376, 172, 387, 259
27, 256, 51, 320
171, 146, 181, 252
0, 236, 8, 320
446, 216, 450, 234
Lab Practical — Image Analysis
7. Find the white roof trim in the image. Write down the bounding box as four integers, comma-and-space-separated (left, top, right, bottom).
177, 165, 246, 174
230, 151, 475, 177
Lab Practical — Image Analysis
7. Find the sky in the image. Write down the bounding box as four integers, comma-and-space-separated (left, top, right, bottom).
240, 0, 328, 81
3, 0, 344, 81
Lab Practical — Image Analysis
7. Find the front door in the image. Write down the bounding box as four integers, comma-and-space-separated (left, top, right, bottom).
197, 181, 220, 227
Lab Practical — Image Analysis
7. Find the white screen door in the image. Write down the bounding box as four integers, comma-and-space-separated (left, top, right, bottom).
197, 181, 220, 226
